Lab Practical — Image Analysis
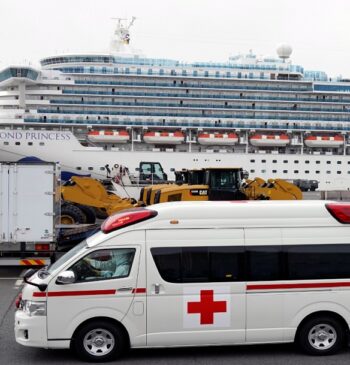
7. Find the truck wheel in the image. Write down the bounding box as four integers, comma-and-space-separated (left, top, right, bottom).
297, 316, 346, 355
76, 204, 96, 224
60, 204, 86, 224
74, 320, 127, 362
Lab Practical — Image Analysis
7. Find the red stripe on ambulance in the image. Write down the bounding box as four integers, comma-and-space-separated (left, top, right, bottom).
247, 282, 350, 291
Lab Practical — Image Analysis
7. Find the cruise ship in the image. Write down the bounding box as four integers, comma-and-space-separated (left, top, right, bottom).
1, 18, 350, 190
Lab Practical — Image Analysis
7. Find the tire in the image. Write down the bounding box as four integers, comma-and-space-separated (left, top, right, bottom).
76, 204, 96, 224
297, 316, 346, 355
73, 320, 127, 362
60, 204, 87, 224
93, 208, 108, 220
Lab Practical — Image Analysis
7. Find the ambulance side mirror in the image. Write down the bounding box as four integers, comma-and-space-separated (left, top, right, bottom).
56, 270, 76, 285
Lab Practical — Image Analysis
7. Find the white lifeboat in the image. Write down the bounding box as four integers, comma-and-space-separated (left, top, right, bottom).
198, 132, 239, 146
250, 134, 290, 147
87, 130, 129, 143
143, 131, 185, 144
304, 135, 344, 148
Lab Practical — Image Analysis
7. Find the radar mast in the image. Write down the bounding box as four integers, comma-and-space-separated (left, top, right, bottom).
110, 16, 136, 54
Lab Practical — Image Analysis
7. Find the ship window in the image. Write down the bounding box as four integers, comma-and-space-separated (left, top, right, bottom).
250, 159, 255, 163
348, 161, 350, 165
316, 171, 320, 174
88, 167, 94, 171
326, 171, 331, 174
305, 160, 310, 164
76, 167, 82, 170
15, 142, 20, 145
3, 142, 9, 146
294, 160, 299, 164
283, 170, 288, 173
261, 169, 266, 173
283, 160, 288, 163
337, 171, 342, 174
272, 160, 277, 163
316, 161, 320, 164
250, 169, 255, 173
348, 171, 350, 174
261, 159, 266, 163
39, 142, 45, 146
294, 170, 299, 173
272, 170, 277, 173
337, 161, 342, 164
28, 142, 33, 146
305, 170, 310, 174
100, 167, 105, 171
327, 161, 331, 164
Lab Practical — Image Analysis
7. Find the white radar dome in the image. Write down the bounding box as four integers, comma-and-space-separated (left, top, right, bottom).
276, 44, 293, 60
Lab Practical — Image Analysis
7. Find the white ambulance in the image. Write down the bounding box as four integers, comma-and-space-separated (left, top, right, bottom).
15, 200, 350, 361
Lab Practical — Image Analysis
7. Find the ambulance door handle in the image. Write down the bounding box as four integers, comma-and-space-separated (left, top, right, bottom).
117, 287, 133, 292
154, 283, 160, 294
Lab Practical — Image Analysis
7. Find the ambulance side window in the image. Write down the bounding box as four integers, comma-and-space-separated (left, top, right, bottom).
70, 248, 135, 282
151, 246, 244, 283
246, 246, 282, 281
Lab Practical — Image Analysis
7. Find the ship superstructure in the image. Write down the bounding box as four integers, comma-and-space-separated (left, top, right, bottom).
1, 19, 350, 189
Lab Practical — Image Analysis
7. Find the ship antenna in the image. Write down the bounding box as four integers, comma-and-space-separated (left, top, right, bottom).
110, 16, 136, 52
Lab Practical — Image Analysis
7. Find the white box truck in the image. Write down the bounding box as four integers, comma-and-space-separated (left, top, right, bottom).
0, 162, 60, 266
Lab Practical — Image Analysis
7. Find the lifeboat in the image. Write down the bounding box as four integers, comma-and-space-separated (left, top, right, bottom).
87, 130, 129, 143
250, 134, 290, 147
198, 132, 239, 146
143, 131, 185, 145
304, 135, 344, 148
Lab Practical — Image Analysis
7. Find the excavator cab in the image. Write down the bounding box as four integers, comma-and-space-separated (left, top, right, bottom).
138, 162, 168, 184
205, 168, 247, 200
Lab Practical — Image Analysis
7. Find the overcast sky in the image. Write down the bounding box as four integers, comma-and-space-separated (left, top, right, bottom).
1, 0, 350, 77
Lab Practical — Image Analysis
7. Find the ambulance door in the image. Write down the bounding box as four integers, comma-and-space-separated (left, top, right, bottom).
47, 233, 144, 341
146, 228, 246, 346
245, 228, 284, 342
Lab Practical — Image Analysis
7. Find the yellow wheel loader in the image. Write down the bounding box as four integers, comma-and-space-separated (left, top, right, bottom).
60, 176, 136, 224
138, 168, 302, 206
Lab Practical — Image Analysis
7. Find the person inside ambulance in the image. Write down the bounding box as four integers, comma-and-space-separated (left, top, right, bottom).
70, 248, 135, 282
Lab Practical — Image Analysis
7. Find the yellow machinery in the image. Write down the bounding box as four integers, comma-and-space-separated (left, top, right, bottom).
60, 169, 302, 224
61, 176, 136, 223
139, 168, 302, 205
242, 178, 303, 200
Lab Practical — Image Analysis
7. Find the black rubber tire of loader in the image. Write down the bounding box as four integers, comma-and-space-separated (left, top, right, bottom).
61, 204, 87, 224
75, 204, 96, 224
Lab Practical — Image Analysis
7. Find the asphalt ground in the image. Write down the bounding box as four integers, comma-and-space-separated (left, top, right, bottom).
1, 267, 350, 364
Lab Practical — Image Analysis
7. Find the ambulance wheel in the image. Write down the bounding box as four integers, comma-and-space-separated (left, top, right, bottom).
74, 320, 127, 362
297, 316, 346, 355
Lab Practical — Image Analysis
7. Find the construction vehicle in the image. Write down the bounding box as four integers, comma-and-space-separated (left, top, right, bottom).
60, 168, 302, 223
60, 176, 136, 224
139, 167, 302, 205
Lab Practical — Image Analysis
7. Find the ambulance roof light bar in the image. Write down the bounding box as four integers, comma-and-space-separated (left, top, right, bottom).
101, 208, 158, 234
326, 203, 350, 224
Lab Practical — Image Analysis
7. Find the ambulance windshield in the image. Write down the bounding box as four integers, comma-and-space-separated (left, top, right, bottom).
46, 240, 88, 275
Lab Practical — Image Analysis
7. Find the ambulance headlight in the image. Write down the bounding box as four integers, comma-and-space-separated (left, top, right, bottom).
22, 300, 46, 316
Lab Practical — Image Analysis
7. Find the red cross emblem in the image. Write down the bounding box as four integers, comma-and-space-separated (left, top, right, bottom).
187, 289, 227, 325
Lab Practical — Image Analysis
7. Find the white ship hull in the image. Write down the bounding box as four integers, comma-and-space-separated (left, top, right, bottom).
1, 129, 349, 191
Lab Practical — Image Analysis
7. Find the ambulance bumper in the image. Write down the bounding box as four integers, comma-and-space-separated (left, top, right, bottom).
15, 310, 49, 348
15, 310, 71, 349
